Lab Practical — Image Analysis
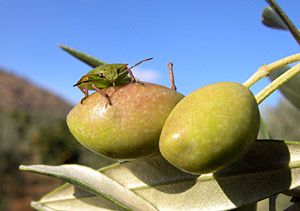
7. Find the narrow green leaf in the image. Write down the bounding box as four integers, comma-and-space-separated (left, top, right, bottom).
20, 140, 300, 210
20, 164, 157, 211
59, 44, 106, 67
264, 0, 300, 45
269, 65, 300, 110
262, 7, 287, 30
31, 184, 124, 211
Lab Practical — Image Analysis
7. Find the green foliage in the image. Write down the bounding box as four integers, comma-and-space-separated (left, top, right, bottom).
0, 110, 31, 175
0, 109, 80, 210
265, 99, 300, 140
32, 119, 81, 164
0, 109, 80, 175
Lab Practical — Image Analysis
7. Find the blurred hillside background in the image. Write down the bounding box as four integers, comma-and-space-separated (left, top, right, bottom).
0, 0, 300, 210
0, 70, 115, 210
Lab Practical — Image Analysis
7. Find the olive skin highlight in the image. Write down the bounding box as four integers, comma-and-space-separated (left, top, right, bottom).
159, 82, 260, 174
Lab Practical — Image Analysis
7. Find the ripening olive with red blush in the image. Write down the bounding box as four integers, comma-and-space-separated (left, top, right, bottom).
67, 82, 184, 160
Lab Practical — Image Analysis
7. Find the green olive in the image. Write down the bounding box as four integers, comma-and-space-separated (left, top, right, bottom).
159, 82, 260, 174
67, 82, 184, 160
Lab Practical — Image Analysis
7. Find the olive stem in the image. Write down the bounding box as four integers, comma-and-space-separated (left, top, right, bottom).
243, 53, 300, 88
265, 0, 300, 45
255, 62, 300, 104
168, 62, 177, 91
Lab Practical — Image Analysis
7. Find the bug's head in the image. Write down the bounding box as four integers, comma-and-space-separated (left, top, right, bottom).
73, 75, 90, 87
102, 64, 128, 83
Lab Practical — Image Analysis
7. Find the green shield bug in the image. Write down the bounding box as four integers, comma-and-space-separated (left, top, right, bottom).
74, 57, 153, 104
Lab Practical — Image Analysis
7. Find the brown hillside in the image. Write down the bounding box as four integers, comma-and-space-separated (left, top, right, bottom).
0, 69, 71, 115
0, 68, 74, 211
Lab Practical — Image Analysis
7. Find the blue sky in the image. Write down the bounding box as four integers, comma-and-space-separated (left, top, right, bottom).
0, 0, 299, 108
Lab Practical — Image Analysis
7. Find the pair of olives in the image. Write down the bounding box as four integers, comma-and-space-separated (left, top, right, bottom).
67, 82, 260, 174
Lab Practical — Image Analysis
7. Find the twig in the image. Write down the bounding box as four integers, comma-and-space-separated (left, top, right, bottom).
168, 63, 177, 91
255, 62, 300, 104
265, 0, 300, 45
243, 53, 300, 88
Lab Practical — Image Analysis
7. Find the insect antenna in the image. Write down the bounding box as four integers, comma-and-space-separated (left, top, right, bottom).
128, 57, 153, 70
122, 57, 153, 82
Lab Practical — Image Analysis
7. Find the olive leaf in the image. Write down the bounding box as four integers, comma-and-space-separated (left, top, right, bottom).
30, 183, 125, 211
20, 164, 157, 211
261, 5, 300, 45
269, 65, 300, 110
59, 44, 106, 67
262, 7, 288, 30
20, 140, 300, 211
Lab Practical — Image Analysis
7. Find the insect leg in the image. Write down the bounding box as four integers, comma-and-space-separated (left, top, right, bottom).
91, 84, 112, 106
78, 83, 89, 104
127, 68, 143, 85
